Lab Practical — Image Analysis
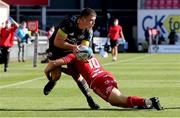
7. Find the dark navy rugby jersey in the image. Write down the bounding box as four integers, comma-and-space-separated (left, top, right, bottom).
49, 16, 93, 49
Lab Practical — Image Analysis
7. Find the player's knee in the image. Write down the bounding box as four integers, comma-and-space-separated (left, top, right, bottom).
44, 68, 48, 74
108, 93, 128, 107
51, 69, 61, 81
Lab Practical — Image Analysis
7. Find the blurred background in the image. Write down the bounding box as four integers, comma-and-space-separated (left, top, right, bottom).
0, 0, 180, 59
0, 1, 180, 116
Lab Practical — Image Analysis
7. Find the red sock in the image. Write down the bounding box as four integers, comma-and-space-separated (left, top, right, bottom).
127, 96, 145, 108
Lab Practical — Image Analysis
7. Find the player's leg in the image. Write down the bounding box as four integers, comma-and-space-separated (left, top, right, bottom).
110, 40, 116, 61
61, 67, 72, 75
110, 40, 113, 58
43, 54, 100, 109
44, 63, 100, 109
18, 42, 21, 62
108, 88, 128, 107
111, 47, 115, 58
3, 47, 10, 72
114, 45, 118, 61
108, 88, 163, 110
108, 88, 146, 107
91, 74, 163, 110
43, 67, 61, 95
67, 65, 100, 109
43, 46, 64, 95
113, 40, 119, 61
76, 76, 100, 109
22, 43, 25, 62
112, 48, 115, 57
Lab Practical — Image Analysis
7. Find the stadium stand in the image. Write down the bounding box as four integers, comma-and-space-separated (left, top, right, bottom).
144, 0, 180, 9
152, 0, 159, 9
159, 0, 166, 9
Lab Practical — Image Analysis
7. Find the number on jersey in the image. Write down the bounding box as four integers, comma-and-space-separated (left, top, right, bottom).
88, 57, 100, 69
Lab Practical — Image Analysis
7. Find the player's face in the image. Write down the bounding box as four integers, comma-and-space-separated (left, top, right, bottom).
5, 21, 11, 28
21, 22, 27, 28
83, 15, 96, 29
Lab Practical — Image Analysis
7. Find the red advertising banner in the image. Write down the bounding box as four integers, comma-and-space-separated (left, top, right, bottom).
2, 0, 49, 6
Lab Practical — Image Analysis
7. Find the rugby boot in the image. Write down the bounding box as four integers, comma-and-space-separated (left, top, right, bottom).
43, 81, 56, 95
87, 96, 100, 110
150, 97, 163, 110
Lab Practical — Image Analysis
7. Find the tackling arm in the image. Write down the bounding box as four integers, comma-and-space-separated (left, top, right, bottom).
44, 53, 76, 79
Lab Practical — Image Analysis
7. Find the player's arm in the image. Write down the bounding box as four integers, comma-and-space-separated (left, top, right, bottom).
8, 17, 19, 32
120, 31, 125, 40
9, 17, 19, 28
54, 29, 77, 50
44, 53, 76, 76
44, 58, 65, 80
120, 27, 125, 40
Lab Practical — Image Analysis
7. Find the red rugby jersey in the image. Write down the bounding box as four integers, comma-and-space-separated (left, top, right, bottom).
108, 25, 122, 40
0, 26, 17, 47
63, 54, 107, 86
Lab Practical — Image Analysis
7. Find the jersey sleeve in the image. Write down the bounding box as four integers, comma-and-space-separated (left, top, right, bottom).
62, 53, 76, 64
59, 17, 75, 34
56, 17, 76, 39
11, 26, 18, 32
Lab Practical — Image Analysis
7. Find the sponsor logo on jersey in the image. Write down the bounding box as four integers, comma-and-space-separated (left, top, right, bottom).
69, 32, 74, 36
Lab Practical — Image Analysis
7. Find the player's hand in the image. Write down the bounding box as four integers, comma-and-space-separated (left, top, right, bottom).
8, 17, 14, 22
72, 45, 80, 53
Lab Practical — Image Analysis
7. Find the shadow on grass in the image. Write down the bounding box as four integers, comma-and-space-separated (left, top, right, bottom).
0, 108, 144, 112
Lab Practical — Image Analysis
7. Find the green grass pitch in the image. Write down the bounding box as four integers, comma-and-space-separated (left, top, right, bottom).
0, 53, 180, 117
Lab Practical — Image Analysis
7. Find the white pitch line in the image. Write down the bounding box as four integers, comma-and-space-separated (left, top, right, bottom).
0, 77, 44, 89
0, 54, 151, 89
103, 54, 151, 66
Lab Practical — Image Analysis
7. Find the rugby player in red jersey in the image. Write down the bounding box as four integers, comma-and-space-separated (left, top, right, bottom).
0, 17, 19, 72
44, 50, 163, 110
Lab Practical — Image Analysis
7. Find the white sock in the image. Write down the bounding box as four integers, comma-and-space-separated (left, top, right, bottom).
145, 99, 152, 108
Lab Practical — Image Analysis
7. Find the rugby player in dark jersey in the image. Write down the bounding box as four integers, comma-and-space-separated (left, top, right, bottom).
43, 8, 99, 109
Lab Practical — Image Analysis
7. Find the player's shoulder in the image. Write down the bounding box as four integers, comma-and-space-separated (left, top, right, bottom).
59, 15, 78, 33
118, 25, 122, 29
61, 15, 77, 26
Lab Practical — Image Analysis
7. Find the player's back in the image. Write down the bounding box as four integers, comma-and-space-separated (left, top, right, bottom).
48, 15, 92, 49
74, 56, 107, 86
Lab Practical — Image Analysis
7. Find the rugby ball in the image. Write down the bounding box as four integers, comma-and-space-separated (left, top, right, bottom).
76, 46, 93, 60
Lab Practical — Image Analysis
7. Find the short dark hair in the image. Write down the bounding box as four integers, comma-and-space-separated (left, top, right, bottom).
21, 21, 26, 24
80, 8, 96, 18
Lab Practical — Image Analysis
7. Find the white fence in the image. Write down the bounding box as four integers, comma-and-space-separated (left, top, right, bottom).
10, 36, 48, 60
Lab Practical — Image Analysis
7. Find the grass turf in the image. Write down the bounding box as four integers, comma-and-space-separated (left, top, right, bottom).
0, 53, 180, 117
